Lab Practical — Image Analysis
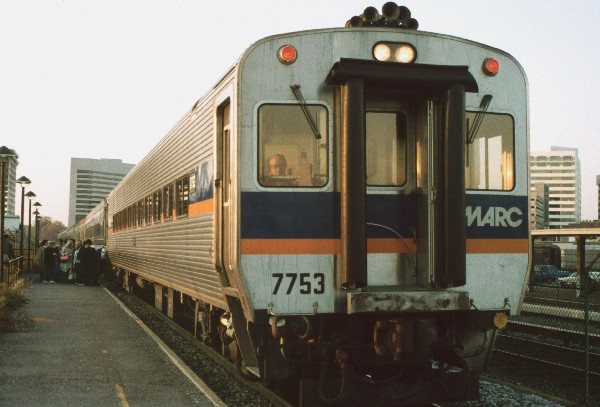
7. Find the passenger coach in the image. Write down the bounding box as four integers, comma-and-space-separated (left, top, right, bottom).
76, 3, 530, 405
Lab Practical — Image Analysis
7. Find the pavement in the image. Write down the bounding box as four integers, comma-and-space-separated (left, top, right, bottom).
0, 274, 225, 407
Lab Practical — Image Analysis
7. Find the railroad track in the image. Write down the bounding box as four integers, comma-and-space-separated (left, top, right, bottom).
487, 326, 600, 405
495, 334, 600, 377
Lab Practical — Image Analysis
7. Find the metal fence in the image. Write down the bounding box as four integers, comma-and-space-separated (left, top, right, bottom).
524, 279, 600, 336
522, 228, 600, 406
1, 257, 23, 284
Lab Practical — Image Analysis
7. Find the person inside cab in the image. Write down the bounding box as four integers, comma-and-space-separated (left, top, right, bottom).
263, 153, 297, 186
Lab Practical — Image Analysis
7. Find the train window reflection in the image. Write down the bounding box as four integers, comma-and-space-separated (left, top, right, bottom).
164, 183, 173, 220
366, 111, 407, 186
153, 189, 162, 223
465, 113, 514, 191
257, 104, 328, 188
176, 175, 189, 217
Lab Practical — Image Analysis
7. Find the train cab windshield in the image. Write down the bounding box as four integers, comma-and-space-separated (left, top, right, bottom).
258, 103, 329, 188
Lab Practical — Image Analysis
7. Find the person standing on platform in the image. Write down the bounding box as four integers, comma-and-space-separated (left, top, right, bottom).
73, 240, 83, 285
35, 240, 47, 281
59, 240, 74, 283
51, 241, 62, 282
43, 241, 57, 283
3, 234, 14, 264
79, 239, 99, 286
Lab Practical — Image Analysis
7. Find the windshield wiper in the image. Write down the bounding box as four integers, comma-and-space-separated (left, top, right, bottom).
467, 94, 492, 144
290, 84, 322, 139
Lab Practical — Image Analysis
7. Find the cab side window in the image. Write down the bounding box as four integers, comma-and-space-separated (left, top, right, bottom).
465, 113, 514, 191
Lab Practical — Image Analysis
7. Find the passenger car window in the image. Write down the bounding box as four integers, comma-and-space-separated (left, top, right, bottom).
258, 104, 328, 187
465, 113, 514, 191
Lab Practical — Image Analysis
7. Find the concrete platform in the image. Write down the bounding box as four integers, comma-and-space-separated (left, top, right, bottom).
0, 276, 224, 406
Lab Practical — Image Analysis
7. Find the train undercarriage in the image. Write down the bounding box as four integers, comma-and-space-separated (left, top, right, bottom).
114, 268, 505, 406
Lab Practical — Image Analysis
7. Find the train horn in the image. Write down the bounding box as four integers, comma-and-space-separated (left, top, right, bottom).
345, 3, 418, 30
382, 2, 400, 21
346, 15, 364, 28
406, 18, 419, 30
362, 6, 381, 25
398, 5, 411, 24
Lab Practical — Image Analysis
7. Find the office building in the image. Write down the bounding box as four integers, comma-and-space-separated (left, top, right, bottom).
68, 158, 134, 226
1, 148, 18, 216
530, 147, 581, 228
530, 182, 549, 230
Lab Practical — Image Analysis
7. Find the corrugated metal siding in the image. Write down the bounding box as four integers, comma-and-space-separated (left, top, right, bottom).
106, 71, 236, 310
110, 214, 224, 308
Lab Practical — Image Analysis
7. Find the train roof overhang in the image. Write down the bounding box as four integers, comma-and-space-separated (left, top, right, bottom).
325, 58, 478, 93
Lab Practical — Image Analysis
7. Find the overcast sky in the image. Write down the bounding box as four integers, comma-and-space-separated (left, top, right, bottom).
2, 0, 599, 225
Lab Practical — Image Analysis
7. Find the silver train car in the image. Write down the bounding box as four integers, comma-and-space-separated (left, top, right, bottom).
58, 200, 106, 247
74, 4, 530, 405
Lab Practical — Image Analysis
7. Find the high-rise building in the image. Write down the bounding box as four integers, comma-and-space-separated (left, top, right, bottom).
68, 158, 135, 226
530, 146, 581, 228
2, 147, 18, 216
530, 182, 549, 229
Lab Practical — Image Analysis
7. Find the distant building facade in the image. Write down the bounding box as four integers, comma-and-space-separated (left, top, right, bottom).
530, 182, 549, 230
1, 148, 18, 216
68, 158, 134, 226
530, 146, 581, 228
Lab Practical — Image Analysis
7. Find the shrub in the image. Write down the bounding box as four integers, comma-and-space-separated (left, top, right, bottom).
0, 278, 32, 331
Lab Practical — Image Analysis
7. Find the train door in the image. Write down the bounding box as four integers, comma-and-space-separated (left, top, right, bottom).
216, 101, 236, 287
364, 95, 420, 287
329, 62, 473, 290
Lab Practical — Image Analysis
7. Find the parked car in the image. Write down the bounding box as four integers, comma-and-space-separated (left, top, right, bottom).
558, 271, 600, 290
531, 264, 571, 283
558, 272, 579, 288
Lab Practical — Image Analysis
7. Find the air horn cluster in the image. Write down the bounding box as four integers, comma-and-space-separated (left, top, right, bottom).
345, 2, 418, 30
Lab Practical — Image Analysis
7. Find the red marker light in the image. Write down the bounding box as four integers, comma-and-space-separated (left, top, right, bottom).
483, 58, 500, 76
278, 45, 297, 64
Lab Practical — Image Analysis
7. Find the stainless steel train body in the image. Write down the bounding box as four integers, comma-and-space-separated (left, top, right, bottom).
59, 200, 106, 246
79, 9, 529, 405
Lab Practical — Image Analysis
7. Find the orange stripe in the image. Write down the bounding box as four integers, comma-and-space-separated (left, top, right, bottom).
242, 238, 529, 255
241, 239, 340, 254
367, 238, 417, 253
189, 198, 214, 217
241, 238, 418, 255
467, 238, 529, 253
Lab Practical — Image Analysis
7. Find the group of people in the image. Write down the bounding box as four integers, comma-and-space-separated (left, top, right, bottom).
3, 234, 15, 263
35, 238, 103, 286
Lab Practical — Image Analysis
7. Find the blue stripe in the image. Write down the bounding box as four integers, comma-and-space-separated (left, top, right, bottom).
241, 192, 417, 239
465, 194, 528, 239
240, 192, 529, 240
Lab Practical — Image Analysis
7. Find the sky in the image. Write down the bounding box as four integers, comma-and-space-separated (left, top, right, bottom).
2, 0, 599, 225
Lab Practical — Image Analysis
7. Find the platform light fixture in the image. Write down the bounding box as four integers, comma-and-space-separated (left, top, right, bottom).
16, 176, 31, 259
25, 191, 36, 273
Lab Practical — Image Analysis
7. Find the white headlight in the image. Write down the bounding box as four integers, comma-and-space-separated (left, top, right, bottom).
373, 43, 392, 61
373, 42, 416, 63
395, 45, 416, 63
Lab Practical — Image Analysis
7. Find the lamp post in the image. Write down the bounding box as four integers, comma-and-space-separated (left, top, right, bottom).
0, 146, 17, 280
33, 202, 41, 248
16, 176, 31, 259
25, 191, 36, 273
